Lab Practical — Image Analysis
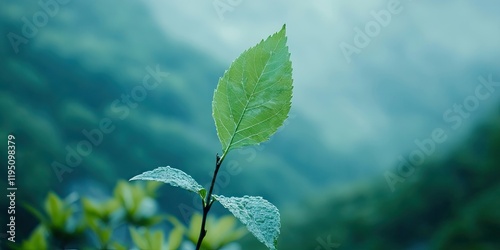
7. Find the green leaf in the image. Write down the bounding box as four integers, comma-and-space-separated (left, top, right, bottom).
130, 166, 205, 194
114, 181, 141, 216
16, 226, 48, 250
213, 195, 281, 250
167, 225, 184, 250
150, 230, 165, 250
212, 24, 293, 157
129, 227, 148, 249
145, 181, 163, 197
44, 192, 67, 228
82, 198, 104, 219
97, 226, 113, 245
187, 213, 203, 243
206, 215, 247, 248
130, 227, 166, 250
85, 198, 120, 221
112, 242, 128, 250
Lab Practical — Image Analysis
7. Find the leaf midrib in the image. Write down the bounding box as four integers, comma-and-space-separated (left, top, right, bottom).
223, 44, 279, 156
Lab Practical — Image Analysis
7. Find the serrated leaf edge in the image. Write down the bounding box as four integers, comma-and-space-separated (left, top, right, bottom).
212, 24, 292, 159
213, 194, 281, 250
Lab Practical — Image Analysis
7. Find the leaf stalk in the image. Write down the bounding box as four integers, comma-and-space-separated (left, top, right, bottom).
195, 154, 223, 250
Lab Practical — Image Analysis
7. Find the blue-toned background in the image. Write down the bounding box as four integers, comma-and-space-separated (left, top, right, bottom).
1, 0, 499, 249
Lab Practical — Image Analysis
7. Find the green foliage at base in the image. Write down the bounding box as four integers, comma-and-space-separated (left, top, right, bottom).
17, 181, 246, 249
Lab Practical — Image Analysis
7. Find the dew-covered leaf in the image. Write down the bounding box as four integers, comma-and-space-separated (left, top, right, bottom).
213, 195, 280, 250
212, 24, 293, 156
130, 166, 204, 195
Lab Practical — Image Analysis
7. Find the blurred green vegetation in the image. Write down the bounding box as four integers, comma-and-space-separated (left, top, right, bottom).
255, 106, 500, 250
15, 180, 246, 249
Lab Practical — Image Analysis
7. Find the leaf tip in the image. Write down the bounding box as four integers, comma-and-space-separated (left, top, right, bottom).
129, 173, 144, 182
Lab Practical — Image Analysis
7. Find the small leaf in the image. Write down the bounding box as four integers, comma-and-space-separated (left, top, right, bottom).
130, 166, 204, 194
98, 226, 113, 245
16, 226, 48, 250
212, 24, 293, 156
187, 213, 203, 243
82, 198, 103, 218
150, 230, 165, 250
207, 215, 247, 248
213, 195, 281, 250
199, 188, 207, 200
112, 242, 128, 250
129, 227, 148, 249
44, 192, 66, 228
167, 225, 184, 250
145, 181, 163, 197
211, 215, 237, 237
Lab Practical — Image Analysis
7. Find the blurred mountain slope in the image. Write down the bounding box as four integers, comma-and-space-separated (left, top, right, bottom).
270, 105, 500, 250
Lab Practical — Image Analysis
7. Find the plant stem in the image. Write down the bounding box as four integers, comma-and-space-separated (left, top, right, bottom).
195, 154, 223, 250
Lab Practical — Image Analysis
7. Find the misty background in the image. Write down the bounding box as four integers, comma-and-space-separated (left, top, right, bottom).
1, 0, 499, 249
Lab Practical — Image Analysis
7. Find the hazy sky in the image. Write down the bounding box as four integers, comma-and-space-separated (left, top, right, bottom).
145, 0, 500, 170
